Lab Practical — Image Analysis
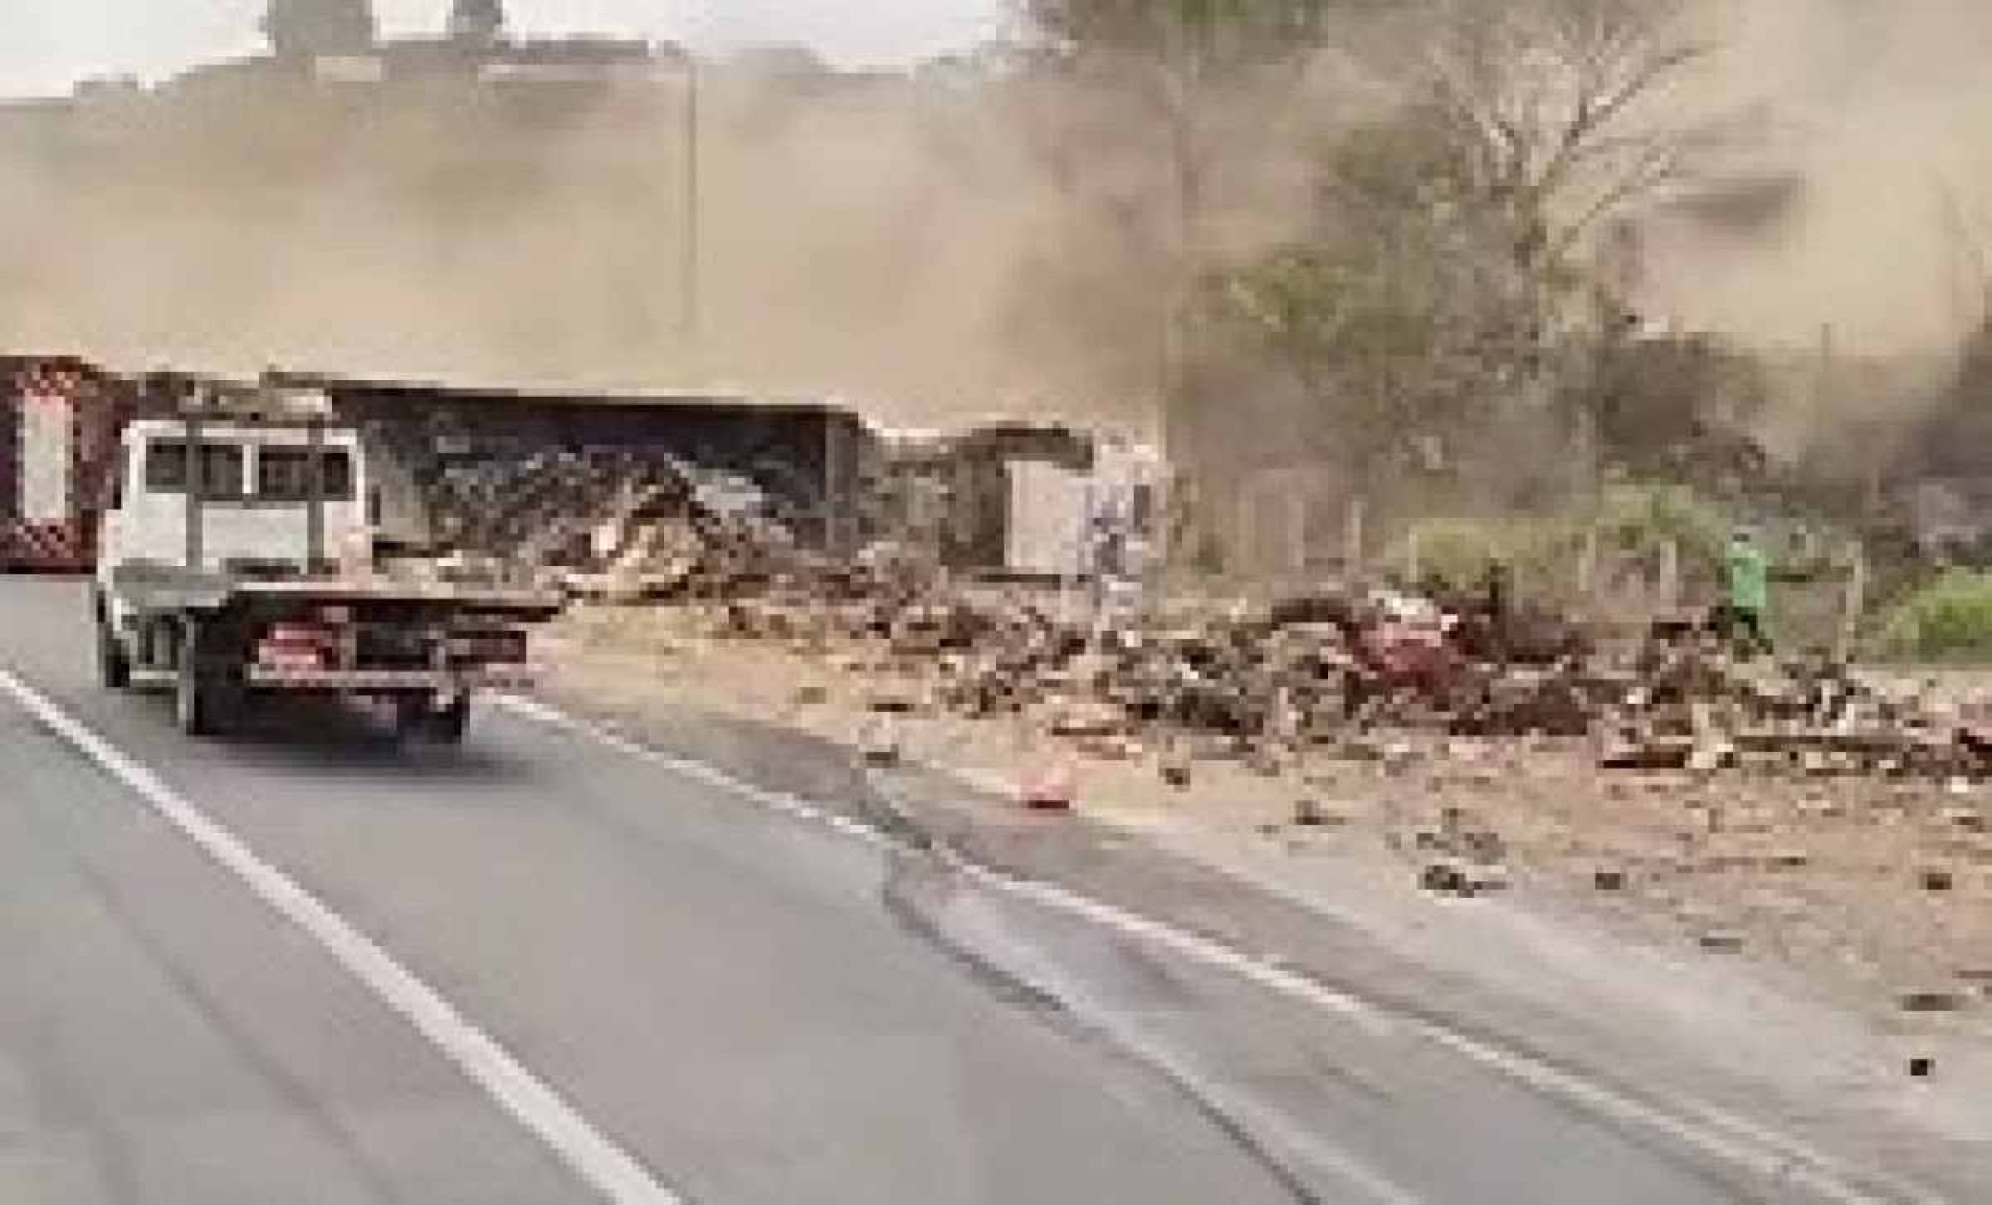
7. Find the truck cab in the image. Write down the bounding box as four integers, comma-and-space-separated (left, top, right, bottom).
95, 388, 369, 637
99, 418, 367, 582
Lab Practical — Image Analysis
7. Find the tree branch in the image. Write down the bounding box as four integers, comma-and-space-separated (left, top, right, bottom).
1548, 136, 1689, 260
1536, 40, 1704, 197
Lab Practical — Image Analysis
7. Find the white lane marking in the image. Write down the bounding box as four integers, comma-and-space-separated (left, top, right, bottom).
497, 694, 1944, 1205
499, 698, 1418, 1204
499, 696, 893, 849
0, 671, 682, 1205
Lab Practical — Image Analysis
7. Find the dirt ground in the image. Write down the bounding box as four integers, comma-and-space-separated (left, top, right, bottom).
542, 604, 1992, 1036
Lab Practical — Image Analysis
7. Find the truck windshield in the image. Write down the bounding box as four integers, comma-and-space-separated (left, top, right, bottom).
257, 447, 355, 501
145, 441, 246, 497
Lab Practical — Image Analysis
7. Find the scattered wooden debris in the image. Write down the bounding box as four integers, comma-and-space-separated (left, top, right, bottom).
1292, 798, 1340, 828
1420, 856, 1506, 898
1898, 990, 1968, 1013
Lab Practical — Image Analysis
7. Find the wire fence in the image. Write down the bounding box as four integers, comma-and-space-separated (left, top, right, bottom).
1184, 465, 1868, 653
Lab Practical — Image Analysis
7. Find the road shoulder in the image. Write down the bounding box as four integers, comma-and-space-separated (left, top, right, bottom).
535, 633, 1992, 1202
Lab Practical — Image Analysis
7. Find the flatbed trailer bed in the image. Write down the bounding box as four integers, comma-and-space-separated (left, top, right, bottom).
99, 568, 561, 739
108, 564, 563, 620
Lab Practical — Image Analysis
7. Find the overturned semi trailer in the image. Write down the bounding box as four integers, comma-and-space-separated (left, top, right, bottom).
265, 373, 877, 558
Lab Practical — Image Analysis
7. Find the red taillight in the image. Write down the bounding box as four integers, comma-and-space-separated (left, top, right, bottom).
258, 645, 326, 671
268, 623, 332, 645
258, 623, 333, 670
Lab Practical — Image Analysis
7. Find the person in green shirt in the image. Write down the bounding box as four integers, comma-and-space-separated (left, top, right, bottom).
1721, 527, 1771, 654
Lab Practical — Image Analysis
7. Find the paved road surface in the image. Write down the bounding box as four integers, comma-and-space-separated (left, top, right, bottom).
0, 578, 1891, 1203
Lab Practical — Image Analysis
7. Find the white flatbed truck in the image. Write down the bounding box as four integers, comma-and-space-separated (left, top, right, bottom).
90, 380, 560, 741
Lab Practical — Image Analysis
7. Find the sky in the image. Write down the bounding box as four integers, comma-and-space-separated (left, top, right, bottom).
0, 0, 1012, 96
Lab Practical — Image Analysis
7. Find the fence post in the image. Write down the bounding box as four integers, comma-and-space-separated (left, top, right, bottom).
1836, 545, 1867, 663
1576, 524, 1599, 607
1344, 497, 1365, 585
1405, 523, 1422, 586
1288, 477, 1308, 579
1658, 537, 1680, 610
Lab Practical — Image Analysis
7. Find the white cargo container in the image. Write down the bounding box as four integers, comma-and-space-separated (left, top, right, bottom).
1005, 457, 1091, 578
1004, 438, 1163, 581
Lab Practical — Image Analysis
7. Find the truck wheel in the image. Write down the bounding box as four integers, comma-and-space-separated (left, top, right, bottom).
175, 624, 242, 737
176, 656, 215, 735
425, 695, 471, 745
390, 694, 430, 744
97, 614, 131, 690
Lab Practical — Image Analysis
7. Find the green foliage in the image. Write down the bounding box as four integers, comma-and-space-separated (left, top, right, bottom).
1397, 515, 1581, 595
1206, 90, 1563, 471
1879, 572, 1992, 661
1216, 244, 1437, 368
1209, 0, 1711, 478
1591, 482, 1729, 569
1393, 484, 1733, 600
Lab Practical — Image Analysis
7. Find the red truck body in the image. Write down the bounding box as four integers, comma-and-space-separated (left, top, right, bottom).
0, 356, 136, 573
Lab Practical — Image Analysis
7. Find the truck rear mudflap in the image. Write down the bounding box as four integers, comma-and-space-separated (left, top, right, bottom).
243, 666, 536, 691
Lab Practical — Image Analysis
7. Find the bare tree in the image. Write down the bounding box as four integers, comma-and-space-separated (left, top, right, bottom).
1215, 0, 1718, 492
1415, 0, 1712, 297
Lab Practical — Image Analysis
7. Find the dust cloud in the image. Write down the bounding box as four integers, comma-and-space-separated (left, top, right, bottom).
2, 1, 1991, 431
0, 62, 1228, 432
1645, 0, 1992, 356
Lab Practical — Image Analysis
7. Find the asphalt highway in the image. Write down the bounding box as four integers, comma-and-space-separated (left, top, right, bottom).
0, 577, 1904, 1204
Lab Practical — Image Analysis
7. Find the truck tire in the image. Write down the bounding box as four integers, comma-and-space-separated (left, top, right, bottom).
176, 655, 215, 736
425, 695, 471, 745
175, 622, 242, 737
97, 614, 131, 690
390, 694, 431, 745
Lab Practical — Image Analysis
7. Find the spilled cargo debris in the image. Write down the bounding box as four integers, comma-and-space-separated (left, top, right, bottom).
474, 438, 1992, 1026
428, 441, 1992, 790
